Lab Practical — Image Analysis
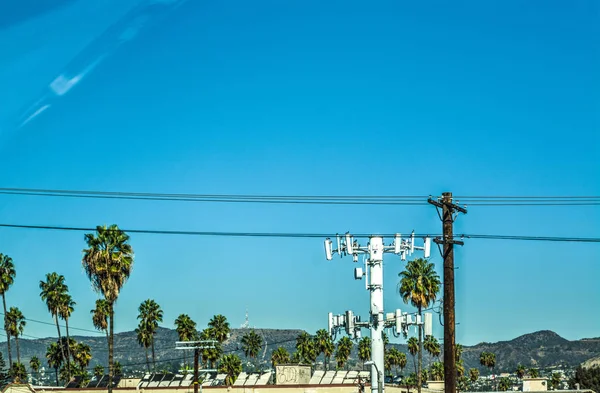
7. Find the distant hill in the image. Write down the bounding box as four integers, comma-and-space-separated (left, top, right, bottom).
2, 328, 599, 375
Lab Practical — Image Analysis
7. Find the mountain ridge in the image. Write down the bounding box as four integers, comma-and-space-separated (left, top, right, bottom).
2, 328, 599, 374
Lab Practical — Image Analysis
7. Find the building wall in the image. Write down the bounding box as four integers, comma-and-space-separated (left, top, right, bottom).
523, 379, 548, 392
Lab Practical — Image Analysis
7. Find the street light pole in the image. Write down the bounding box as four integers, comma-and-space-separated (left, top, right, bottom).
365, 360, 383, 393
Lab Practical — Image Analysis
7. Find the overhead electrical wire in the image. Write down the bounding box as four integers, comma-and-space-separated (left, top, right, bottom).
0, 187, 598, 206
0, 223, 597, 242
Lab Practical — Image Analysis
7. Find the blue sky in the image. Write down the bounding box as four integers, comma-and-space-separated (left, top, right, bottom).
0, 0, 598, 353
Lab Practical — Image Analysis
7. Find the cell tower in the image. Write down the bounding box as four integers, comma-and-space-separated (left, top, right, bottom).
323, 232, 432, 393
240, 308, 250, 328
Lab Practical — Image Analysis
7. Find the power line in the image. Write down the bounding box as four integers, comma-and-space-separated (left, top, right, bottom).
0, 187, 598, 206
0, 223, 598, 242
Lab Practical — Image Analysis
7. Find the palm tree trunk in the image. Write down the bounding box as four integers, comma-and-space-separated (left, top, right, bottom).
54, 313, 67, 367
2, 294, 12, 367
15, 335, 20, 364
418, 306, 423, 393
65, 318, 72, 379
55, 367, 59, 386
145, 347, 150, 372
108, 303, 114, 393
151, 336, 156, 371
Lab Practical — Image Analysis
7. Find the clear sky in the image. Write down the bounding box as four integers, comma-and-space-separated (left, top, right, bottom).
0, 0, 598, 350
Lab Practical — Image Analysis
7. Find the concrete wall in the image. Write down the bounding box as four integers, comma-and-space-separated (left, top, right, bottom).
523, 379, 547, 392
275, 366, 312, 385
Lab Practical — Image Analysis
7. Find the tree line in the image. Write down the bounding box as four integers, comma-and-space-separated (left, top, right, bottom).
1, 224, 554, 392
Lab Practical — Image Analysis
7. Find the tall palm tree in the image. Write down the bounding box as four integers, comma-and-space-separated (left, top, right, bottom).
271, 347, 290, 369
241, 329, 263, 368
424, 335, 441, 367
407, 336, 419, 374
175, 314, 197, 367
135, 320, 152, 372
40, 272, 69, 368
208, 315, 230, 343
398, 258, 441, 393
315, 329, 334, 371
82, 224, 134, 393
46, 341, 63, 386
0, 253, 16, 367
335, 336, 353, 370
529, 368, 539, 378
58, 293, 76, 369
6, 307, 26, 364
479, 351, 496, 388
30, 355, 41, 383
469, 368, 480, 383
358, 337, 371, 369
137, 299, 163, 370
219, 354, 242, 387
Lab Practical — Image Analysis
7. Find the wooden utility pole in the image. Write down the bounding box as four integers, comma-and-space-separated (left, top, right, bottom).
194, 348, 200, 393
175, 340, 217, 393
428, 192, 466, 393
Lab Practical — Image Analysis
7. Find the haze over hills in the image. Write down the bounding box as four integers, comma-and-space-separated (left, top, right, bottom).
3, 328, 599, 374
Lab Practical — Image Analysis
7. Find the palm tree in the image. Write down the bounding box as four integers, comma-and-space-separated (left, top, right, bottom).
407, 336, 419, 374
424, 335, 441, 367
479, 352, 496, 376
30, 356, 41, 383
516, 364, 526, 379
0, 253, 16, 367
200, 328, 222, 368
271, 347, 290, 369
94, 365, 104, 377
295, 332, 317, 365
39, 272, 69, 368
6, 307, 26, 364
10, 362, 26, 383
550, 372, 561, 389
219, 354, 242, 386
335, 336, 353, 370
58, 293, 76, 370
241, 329, 263, 368
208, 315, 230, 343
358, 337, 371, 369
46, 341, 63, 386
498, 377, 510, 391
91, 298, 109, 368
315, 329, 334, 371
175, 314, 197, 367
82, 224, 134, 393
135, 321, 152, 372
431, 361, 444, 381
73, 342, 92, 370
137, 299, 163, 370
469, 368, 480, 383
398, 258, 441, 393
387, 347, 406, 376
529, 368, 539, 378
113, 361, 123, 377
